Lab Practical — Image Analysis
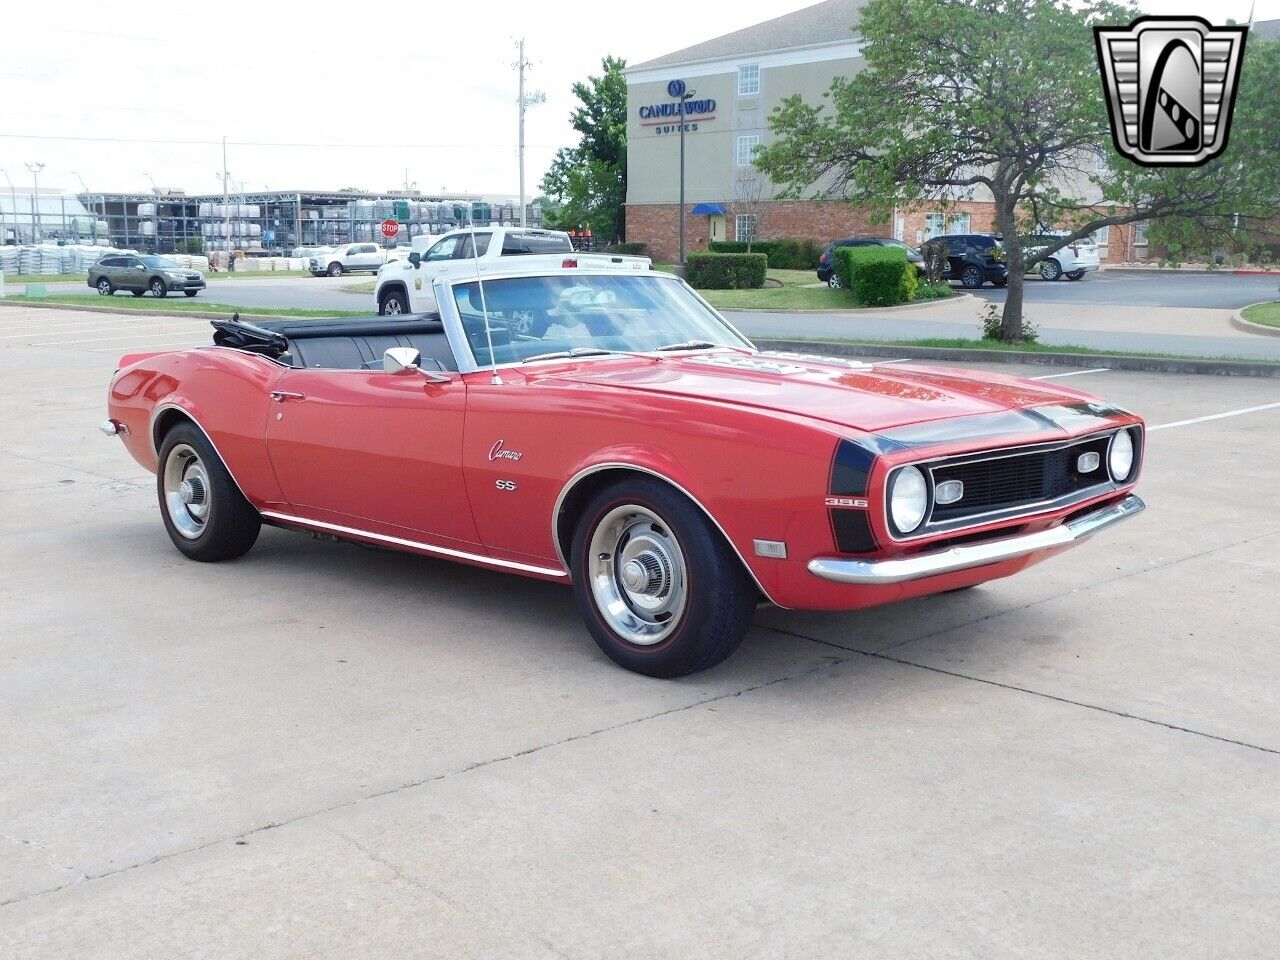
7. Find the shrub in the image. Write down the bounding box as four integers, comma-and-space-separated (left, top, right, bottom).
834, 245, 914, 306
605, 242, 648, 256
708, 237, 823, 269
915, 280, 953, 300
686, 251, 767, 289
980, 301, 1039, 343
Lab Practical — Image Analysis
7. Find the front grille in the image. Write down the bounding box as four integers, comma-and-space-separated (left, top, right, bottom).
928, 435, 1113, 525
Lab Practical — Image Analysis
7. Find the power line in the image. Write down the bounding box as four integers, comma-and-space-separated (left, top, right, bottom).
0, 132, 561, 150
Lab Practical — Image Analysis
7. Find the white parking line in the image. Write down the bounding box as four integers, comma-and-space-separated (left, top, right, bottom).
1031, 368, 1111, 380
1149, 401, 1280, 431
0, 324, 208, 342
31, 329, 210, 347
876, 358, 914, 364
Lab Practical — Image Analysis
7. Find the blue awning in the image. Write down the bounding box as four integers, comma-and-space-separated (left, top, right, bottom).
690, 203, 726, 216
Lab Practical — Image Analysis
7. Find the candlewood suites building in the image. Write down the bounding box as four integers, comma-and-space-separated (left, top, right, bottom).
624, 0, 1156, 264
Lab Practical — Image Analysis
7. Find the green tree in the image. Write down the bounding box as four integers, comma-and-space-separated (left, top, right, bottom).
541, 55, 628, 242
757, 0, 1280, 341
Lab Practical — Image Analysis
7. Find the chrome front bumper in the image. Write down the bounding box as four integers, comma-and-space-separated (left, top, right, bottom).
808, 494, 1145, 585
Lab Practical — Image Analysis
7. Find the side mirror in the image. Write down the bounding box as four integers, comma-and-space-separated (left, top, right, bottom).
383, 346, 422, 374
408, 251, 421, 268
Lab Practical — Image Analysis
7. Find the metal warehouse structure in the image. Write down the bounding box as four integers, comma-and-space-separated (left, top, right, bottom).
2, 188, 543, 254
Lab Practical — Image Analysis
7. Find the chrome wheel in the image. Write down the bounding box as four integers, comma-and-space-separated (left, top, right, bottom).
1040, 259, 1062, 281
827, 274, 843, 289
96, 278, 112, 295
382, 295, 403, 315
162, 443, 212, 540
587, 504, 688, 646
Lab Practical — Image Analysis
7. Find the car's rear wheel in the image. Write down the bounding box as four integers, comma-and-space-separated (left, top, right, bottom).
960, 265, 985, 288
1039, 258, 1063, 281
328, 262, 344, 277
827, 273, 843, 289
570, 477, 756, 677
96, 278, 113, 295
1066, 269, 1085, 281
379, 288, 409, 315
150, 278, 167, 298
157, 422, 261, 562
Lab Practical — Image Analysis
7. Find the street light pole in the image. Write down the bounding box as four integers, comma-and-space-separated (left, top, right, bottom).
25, 162, 46, 243
677, 89, 694, 265
515, 38, 545, 228
0, 169, 15, 241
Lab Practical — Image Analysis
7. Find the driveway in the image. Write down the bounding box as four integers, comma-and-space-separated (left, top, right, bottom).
2, 304, 1278, 958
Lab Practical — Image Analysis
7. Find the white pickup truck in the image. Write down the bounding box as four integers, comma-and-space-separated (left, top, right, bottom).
373, 227, 651, 315
308, 243, 392, 277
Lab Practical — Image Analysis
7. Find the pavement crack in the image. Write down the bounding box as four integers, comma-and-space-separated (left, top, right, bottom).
0, 834, 90, 885
328, 828, 459, 907
762, 624, 1280, 758
0, 654, 846, 911
870, 525, 1280, 658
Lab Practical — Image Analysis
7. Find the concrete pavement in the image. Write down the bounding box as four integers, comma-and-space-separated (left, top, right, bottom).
2, 306, 1279, 956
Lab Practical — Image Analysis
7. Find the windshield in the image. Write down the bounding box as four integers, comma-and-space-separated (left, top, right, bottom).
449, 274, 751, 367
141, 256, 179, 269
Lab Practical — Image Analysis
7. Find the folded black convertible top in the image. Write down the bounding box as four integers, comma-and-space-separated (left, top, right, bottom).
211, 311, 444, 352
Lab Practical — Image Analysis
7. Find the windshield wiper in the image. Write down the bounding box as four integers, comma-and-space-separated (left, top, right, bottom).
653, 340, 718, 352
521, 347, 615, 363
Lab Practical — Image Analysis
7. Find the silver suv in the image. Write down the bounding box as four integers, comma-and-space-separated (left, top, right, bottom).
88, 255, 206, 298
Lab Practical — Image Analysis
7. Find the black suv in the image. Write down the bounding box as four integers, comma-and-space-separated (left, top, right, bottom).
817, 237, 923, 288
920, 234, 1007, 288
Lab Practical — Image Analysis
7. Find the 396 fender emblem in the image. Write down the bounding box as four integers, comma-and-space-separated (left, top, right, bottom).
825, 496, 869, 509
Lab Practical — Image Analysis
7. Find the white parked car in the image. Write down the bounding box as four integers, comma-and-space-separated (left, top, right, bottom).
373, 227, 651, 316
308, 243, 391, 277
1024, 233, 1100, 281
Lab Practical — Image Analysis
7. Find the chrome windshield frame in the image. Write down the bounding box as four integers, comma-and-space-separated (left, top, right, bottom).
433, 269, 757, 375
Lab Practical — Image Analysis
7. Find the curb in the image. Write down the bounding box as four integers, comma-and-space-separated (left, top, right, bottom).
755, 338, 1280, 379
1230, 302, 1280, 339
720, 293, 979, 315
1100, 266, 1280, 276
0, 299, 356, 322
1233, 269, 1280, 276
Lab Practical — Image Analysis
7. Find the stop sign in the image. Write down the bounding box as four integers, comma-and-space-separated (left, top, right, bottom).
380, 219, 399, 239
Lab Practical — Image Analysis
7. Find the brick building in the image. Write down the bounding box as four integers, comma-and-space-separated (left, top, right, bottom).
623, 0, 1172, 264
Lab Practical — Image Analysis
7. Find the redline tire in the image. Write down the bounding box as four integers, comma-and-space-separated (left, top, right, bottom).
570, 477, 756, 677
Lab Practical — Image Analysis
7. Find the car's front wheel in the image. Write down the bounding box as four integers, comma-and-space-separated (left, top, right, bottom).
1066, 269, 1085, 281
150, 278, 167, 298
96, 278, 113, 295
328, 262, 344, 277
1039, 258, 1063, 281
960, 265, 985, 288
570, 477, 757, 677
184, 290, 199, 297
379, 288, 409, 315
157, 422, 261, 561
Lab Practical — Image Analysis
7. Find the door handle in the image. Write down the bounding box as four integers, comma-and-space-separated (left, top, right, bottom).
270, 390, 306, 402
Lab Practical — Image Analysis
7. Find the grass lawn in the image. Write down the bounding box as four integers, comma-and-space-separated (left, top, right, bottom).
2, 273, 89, 284
652, 264, 955, 310
4, 294, 364, 318
776, 335, 1278, 364
343, 280, 377, 294
1241, 301, 1280, 328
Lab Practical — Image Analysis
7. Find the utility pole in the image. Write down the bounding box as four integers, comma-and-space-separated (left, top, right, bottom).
677, 90, 694, 265
0, 169, 16, 242
25, 162, 45, 243
515, 38, 545, 227
220, 136, 232, 269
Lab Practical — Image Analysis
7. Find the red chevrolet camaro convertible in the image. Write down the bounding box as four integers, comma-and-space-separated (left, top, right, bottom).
104, 269, 1145, 676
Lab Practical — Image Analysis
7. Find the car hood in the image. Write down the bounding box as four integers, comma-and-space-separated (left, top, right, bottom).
554, 351, 1102, 435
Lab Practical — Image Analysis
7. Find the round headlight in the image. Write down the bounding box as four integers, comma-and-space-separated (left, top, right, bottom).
889, 465, 929, 534
1108, 429, 1135, 481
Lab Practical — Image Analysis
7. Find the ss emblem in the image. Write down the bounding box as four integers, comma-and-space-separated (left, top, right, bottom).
495, 479, 517, 492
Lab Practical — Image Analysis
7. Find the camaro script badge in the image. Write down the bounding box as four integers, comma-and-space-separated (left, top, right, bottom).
1094, 16, 1247, 167
489, 440, 523, 462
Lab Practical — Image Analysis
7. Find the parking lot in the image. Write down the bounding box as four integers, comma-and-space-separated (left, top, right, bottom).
2, 305, 1278, 958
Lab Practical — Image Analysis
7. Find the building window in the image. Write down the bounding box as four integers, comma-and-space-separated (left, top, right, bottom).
738, 64, 760, 96
736, 214, 759, 242
1134, 221, 1148, 246
736, 134, 761, 167
924, 212, 970, 239
1092, 225, 1110, 246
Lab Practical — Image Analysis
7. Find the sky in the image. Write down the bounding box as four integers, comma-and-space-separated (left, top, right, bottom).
0, 0, 1275, 199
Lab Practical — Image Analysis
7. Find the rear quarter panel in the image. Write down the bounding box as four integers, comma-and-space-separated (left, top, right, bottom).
108, 347, 287, 506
